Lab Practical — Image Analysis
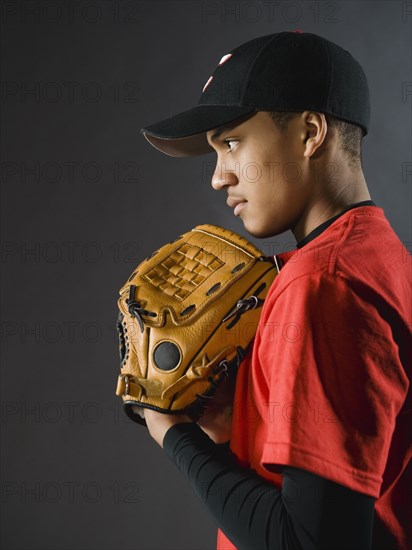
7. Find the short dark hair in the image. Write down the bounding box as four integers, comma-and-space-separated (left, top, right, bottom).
269, 111, 363, 168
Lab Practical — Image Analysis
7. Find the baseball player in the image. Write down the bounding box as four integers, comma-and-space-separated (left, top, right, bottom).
137, 32, 411, 549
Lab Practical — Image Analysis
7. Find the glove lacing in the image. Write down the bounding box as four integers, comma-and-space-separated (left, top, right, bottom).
126, 285, 157, 333
221, 282, 267, 328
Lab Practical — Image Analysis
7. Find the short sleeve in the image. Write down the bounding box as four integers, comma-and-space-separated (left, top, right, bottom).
259, 272, 408, 498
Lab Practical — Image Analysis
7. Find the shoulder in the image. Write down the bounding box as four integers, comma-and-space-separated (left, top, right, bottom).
270, 207, 411, 316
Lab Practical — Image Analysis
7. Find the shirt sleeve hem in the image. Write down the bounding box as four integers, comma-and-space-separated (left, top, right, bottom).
261, 442, 382, 498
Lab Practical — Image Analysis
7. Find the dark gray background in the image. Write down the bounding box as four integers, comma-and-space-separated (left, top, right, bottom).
1, 1, 411, 549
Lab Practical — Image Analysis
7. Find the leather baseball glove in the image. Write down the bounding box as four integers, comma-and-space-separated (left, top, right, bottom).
115, 224, 278, 426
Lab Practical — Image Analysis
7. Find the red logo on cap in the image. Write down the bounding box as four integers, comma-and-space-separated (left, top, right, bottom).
218, 53, 232, 65
202, 76, 213, 93
202, 52, 233, 93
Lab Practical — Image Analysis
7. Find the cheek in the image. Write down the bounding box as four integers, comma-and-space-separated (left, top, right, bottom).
241, 162, 263, 185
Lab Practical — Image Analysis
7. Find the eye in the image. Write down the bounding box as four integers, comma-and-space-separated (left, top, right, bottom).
223, 139, 239, 152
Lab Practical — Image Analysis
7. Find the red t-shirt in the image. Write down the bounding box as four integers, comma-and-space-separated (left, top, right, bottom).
217, 206, 411, 550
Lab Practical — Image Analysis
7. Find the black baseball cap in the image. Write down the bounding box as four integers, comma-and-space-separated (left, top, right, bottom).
141, 31, 370, 157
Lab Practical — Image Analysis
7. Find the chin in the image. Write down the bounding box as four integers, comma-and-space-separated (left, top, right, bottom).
243, 221, 283, 240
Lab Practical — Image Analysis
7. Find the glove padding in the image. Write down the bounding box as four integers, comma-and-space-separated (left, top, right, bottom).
115, 224, 278, 426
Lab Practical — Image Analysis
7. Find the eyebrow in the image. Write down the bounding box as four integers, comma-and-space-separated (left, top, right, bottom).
208, 112, 256, 144
208, 124, 236, 144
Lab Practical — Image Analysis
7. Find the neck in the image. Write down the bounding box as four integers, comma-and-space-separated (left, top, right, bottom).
292, 169, 371, 242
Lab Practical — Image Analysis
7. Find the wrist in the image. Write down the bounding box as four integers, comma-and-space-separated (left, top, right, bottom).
143, 408, 193, 448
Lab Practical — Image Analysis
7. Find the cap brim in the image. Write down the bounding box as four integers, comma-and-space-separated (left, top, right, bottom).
141, 105, 256, 157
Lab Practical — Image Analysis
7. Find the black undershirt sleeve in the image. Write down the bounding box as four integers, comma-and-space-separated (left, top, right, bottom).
163, 423, 375, 550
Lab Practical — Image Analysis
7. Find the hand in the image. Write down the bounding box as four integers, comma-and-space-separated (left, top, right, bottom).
141, 371, 236, 447
143, 407, 192, 448
196, 373, 236, 444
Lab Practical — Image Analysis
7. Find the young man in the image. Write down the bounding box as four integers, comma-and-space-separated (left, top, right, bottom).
139, 32, 411, 549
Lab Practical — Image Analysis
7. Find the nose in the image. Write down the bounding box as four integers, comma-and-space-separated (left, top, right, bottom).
211, 160, 239, 191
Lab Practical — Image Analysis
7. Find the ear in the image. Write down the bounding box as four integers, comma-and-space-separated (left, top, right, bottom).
301, 111, 328, 158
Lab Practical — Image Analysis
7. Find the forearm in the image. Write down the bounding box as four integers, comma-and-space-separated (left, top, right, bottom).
163, 423, 375, 550
164, 423, 284, 549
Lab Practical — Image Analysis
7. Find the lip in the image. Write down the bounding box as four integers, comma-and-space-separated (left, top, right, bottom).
233, 202, 246, 216
227, 197, 247, 216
